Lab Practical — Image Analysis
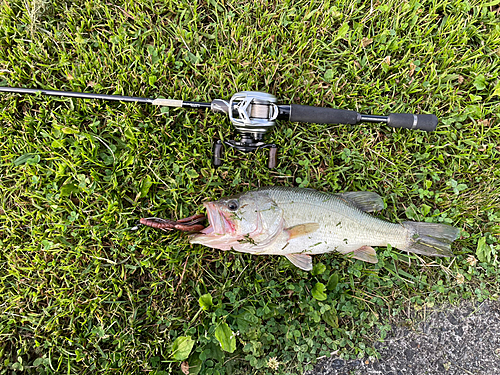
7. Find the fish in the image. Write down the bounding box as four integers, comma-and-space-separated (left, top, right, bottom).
189, 186, 460, 271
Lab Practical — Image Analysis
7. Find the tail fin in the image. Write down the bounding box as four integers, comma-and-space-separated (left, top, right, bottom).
403, 221, 460, 257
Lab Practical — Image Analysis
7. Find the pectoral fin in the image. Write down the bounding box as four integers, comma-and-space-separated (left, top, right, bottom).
286, 223, 320, 239
285, 253, 313, 271
350, 245, 378, 263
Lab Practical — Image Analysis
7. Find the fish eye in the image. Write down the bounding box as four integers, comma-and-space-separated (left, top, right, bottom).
227, 200, 239, 211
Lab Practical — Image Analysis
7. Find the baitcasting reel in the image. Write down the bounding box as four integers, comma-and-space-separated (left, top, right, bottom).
211, 91, 281, 168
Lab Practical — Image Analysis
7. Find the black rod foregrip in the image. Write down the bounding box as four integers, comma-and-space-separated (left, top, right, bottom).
289, 104, 360, 125
387, 113, 437, 132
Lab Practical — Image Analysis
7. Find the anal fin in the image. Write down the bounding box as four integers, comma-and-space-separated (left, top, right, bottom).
350, 245, 378, 263
285, 253, 313, 271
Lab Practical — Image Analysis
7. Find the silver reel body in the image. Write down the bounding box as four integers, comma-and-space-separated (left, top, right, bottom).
228, 91, 279, 138
211, 91, 280, 168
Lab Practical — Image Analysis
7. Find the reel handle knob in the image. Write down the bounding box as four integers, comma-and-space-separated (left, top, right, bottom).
268, 145, 278, 169
213, 140, 224, 167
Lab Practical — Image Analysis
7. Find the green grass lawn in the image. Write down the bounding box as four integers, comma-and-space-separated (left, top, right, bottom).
1, 0, 499, 374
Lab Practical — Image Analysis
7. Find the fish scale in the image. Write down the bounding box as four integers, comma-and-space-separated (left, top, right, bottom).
259, 186, 409, 255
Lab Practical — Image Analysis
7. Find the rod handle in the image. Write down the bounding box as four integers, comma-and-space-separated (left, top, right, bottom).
289, 104, 360, 125
387, 113, 437, 132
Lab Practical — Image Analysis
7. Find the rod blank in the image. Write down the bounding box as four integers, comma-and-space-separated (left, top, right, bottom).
0, 86, 155, 104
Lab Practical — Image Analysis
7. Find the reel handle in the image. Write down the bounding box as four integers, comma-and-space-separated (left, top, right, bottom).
211, 139, 278, 169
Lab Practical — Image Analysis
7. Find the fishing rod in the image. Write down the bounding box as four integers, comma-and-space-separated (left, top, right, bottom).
0, 87, 438, 168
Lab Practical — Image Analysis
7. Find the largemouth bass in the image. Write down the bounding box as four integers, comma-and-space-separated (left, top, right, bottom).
189, 186, 459, 271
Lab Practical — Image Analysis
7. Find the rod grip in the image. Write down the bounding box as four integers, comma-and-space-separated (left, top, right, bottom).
387, 113, 437, 132
289, 104, 360, 124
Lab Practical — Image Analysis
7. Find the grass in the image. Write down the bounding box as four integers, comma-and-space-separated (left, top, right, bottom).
0, 0, 499, 374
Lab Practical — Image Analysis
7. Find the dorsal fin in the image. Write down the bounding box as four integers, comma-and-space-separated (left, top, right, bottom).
335, 192, 384, 213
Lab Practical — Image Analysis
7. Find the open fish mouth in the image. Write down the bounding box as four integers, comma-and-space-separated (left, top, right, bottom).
199, 202, 235, 236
